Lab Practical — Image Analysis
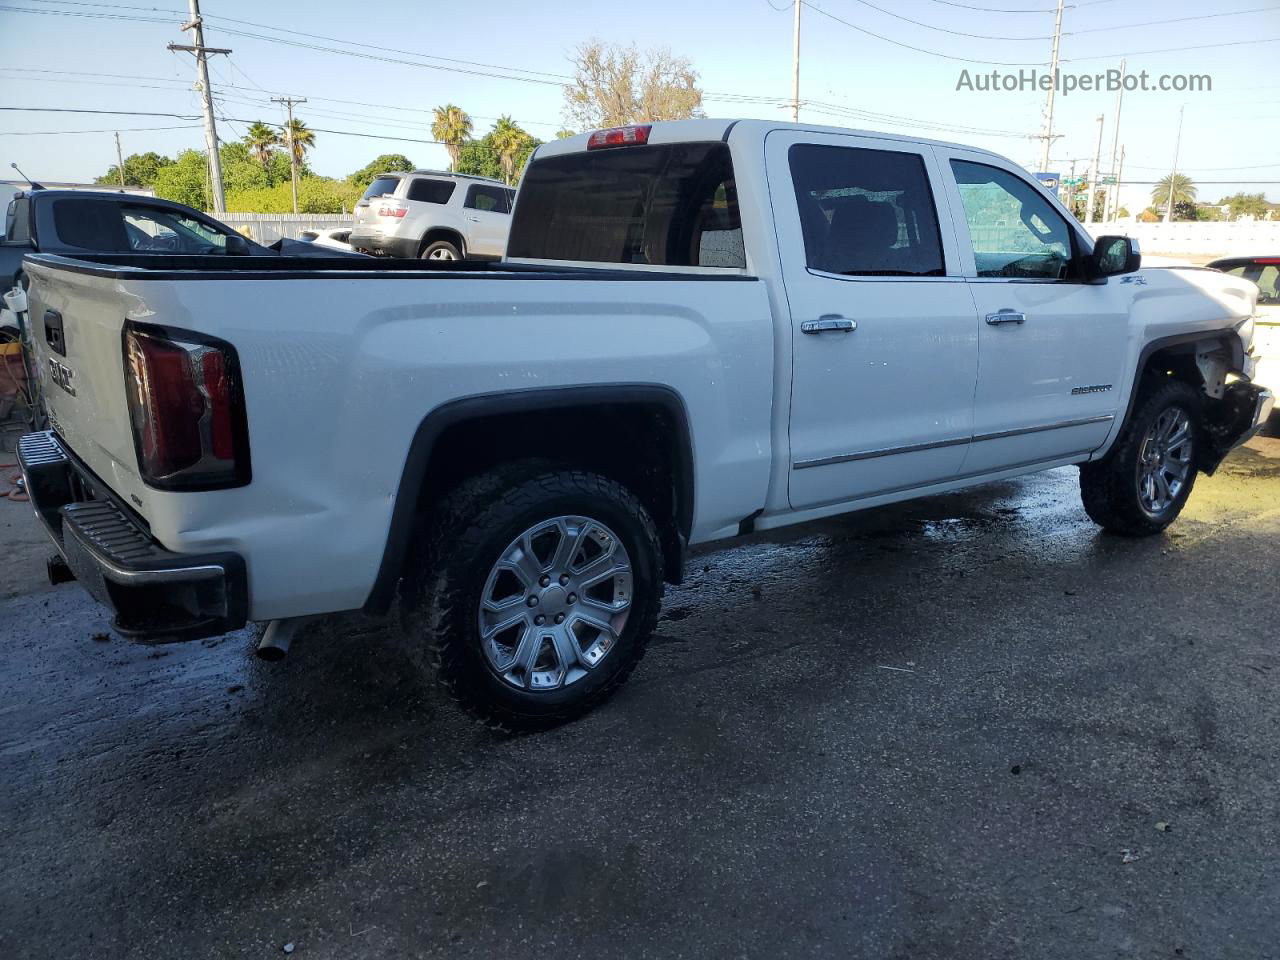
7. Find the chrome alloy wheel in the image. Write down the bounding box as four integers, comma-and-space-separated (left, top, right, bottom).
427, 246, 458, 260
478, 516, 633, 691
1137, 407, 1193, 517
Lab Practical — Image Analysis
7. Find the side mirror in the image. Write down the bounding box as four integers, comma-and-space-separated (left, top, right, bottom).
224, 234, 251, 256
1086, 235, 1141, 280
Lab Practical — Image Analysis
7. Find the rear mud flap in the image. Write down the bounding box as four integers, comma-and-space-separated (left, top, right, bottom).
1199, 381, 1275, 475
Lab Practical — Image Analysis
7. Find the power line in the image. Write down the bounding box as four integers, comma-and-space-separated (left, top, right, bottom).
800, 2, 1046, 65
1068, 5, 1280, 35
833, 0, 1055, 40
915, 0, 1056, 12
1062, 36, 1280, 62
0, 123, 201, 135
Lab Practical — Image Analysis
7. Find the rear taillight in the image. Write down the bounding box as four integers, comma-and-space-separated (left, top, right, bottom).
586, 124, 652, 150
123, 324, 250, 490
378, 204, 408, 218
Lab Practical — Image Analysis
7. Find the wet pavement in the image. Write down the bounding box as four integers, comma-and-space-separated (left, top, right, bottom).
2, 439, 1279, 959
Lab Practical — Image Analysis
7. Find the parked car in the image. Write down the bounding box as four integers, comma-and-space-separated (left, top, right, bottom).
16, 119, 1272, 731
349, 170, 516, 260
1207, 255, 1278, 394
1, 190, 272, 296
297, 227, 355, 252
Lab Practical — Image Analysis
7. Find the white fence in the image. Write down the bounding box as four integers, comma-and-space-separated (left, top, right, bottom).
212, 213, 352, 244
1088, 221, 1280, 260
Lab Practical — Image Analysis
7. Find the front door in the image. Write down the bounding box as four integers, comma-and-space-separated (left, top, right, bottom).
767, 131, 981, 511
937, 152, 1131, 474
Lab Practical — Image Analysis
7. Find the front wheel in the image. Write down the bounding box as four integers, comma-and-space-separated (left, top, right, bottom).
1080, 379, 1202, 536
401, 463, 663, 730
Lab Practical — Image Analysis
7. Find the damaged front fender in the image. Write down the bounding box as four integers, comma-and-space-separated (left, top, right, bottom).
1199, 381, 1275, 475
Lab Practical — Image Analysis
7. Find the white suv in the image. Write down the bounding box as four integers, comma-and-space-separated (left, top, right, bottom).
350, 171, 515, 261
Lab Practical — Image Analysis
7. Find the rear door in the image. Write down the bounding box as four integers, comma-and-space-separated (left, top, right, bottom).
767, 130, 980, 510
936, 150, 1130, 473
462, 184, 513, 257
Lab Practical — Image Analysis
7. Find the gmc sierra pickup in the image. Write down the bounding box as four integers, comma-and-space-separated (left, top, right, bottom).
16, 119, 1273, 730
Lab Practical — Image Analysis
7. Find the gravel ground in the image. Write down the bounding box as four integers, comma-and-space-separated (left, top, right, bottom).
1, 438, 1278, 960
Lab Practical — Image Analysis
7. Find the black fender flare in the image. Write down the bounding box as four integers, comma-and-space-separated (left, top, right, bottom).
363, 383, 695, 613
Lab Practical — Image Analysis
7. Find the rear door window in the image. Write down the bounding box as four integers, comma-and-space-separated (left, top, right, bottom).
508, 142, 744, 268
1221, 261, 1280, 305
788, 143, 944, 276
4, 196, 32, 244
464, 184, 512, 214
406, 179, 456, 204
52, 198, 129, 251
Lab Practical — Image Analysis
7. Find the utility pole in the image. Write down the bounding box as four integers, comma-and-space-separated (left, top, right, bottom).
1114, 144, 1125, 220
1102, 58, 1125, 223
272, 96, 307, 214
114, 132, 126, 188
1038, 0, 1065, 172
1164, 104, 1185, 224
1086, 113, 1104, 227
791, 0, 802, 122
167, 0, 231, 214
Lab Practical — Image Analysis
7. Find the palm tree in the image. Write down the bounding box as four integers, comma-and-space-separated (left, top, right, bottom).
1152, 173, 1197, 211
243, 121, 279, 167
491, 115, 531, 186
431, 104, 473, 172
283, 118, 315, 165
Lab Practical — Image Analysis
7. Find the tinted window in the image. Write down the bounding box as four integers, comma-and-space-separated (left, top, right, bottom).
53, 198, 129, 251
1221, 261, 1279, 305
508, 142, 744, 268
951, 160, 1075, 279
5, 197, 31, 244
121, 205, 228, 254
465, 184, 512, 214
362, 176, 401, 201
789, 144, 944, 277
406, 179, 456, 204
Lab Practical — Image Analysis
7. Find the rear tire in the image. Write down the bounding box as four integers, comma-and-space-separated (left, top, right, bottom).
1080, 379, 1202, 536
420, 239, 462, 261
401, 462, 663, 731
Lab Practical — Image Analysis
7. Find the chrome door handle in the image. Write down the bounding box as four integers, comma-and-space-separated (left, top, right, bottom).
801, 315, 857, 334
466, 216, 481, 222
985, 311, 1026, 325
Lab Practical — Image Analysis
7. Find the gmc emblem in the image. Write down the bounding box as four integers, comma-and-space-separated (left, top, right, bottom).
48, 358, 76, 397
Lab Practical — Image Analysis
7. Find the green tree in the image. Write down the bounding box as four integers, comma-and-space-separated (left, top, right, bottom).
555, 128, 576, 140
283, 118, 315, 165
346, 153, 415, 190
1151, 173, 1197, 216
95, 151, 173, 188
243, 121, 279, 167
456, 129, 541, 185
1220, 192, 1269, 220
431, 104, 473, 171
151, 149, 210, 208
491, 115, 532, 185
564, 40, 703, 130
227, 177, 362, 214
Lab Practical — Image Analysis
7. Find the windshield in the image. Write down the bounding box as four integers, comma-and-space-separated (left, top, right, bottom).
508, 142, 744, 268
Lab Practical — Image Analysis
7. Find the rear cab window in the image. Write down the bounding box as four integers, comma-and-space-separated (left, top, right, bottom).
406, 179, 456, 204
508, 142, 744, 268
4, 196, 32, 244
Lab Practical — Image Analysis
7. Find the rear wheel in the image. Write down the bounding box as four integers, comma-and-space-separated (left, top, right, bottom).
401, 462, 663, 730
420, 239, 462, 261
1080, 379, 1202, 535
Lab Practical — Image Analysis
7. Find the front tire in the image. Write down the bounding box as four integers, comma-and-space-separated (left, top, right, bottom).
401, 463, 663, 731
1080, 379, 1202, 536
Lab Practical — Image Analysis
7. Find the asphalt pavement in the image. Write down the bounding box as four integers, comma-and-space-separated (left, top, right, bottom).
2, 439, 1278, 959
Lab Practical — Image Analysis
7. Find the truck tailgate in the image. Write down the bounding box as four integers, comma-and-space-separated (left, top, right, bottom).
25, 259, 146, 507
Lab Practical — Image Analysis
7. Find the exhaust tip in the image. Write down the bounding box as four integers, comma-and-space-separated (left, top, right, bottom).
254, 616, 319, 662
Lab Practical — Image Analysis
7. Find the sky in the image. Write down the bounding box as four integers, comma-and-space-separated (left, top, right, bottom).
0, 0, 1277, 205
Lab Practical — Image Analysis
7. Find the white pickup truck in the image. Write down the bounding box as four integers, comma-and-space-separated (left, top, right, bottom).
16, 119, 1272, 730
